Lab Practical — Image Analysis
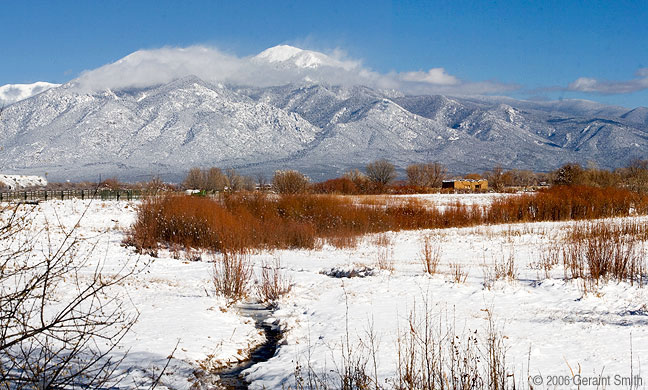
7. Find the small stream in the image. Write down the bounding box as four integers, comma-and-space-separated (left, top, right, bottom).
215, 303, 282, 390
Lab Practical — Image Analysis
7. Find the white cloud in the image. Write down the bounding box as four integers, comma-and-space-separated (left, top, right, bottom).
398, 68, 459, 85
0, 82, 60, 105
567, 68, 648, 94
72, 45, 517, 96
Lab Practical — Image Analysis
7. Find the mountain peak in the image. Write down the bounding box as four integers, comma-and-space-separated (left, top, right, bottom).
254, 45, 358, 70
255, 45, 306, 62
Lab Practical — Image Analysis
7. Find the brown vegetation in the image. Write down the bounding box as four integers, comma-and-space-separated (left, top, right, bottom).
406, 162, 447, 188
420, 235, 441, 275
128, 186, 648, 254
256, 256, 292, 304
272, 170, 310, 194
562, 221, 647, 287
212, 251, 253, 302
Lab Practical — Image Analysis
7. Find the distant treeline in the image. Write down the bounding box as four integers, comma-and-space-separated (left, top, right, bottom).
176, 159, 648, 195
2, 158, 647, 195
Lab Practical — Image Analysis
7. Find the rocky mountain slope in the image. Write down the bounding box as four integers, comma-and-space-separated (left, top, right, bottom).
1, 48, 647, 182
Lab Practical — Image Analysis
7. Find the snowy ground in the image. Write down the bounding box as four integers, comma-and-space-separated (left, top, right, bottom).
0, 173, 47, 189
4, 195, 648, 389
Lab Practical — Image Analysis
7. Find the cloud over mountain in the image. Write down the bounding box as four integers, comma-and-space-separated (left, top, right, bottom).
0, 82, 60, 105
72, 45, 517, 96
567, 68, 648, 94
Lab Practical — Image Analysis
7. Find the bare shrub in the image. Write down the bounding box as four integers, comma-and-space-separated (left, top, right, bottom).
99, 176, 123, 190
273, 170, 310, 194
256, 256, 292, 304
562, 222, 646, 287
420, 235, 441, 275
494, 250, 517, 281
534, 243, 561, 279
327, 235, 359, 249
485, 185, 648, 223
0, 203, 141, 388
374, 234, 394, 272
313, 177, 358, 195
450, 262, 469, 283
376, 246, 394, 272
129, 186, 648, 255
292, 290, 377, 390
290, 300, 516, 390
212, 251, 252, 302
396, 302, 516, 390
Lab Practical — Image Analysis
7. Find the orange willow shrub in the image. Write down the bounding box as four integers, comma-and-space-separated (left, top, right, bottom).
128, 186, 648, 253
485, 186, 648, 223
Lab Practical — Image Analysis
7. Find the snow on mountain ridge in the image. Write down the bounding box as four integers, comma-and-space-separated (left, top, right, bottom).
254, 45, 360, 70
0, 82, 60, 105
1, 75, 647, 182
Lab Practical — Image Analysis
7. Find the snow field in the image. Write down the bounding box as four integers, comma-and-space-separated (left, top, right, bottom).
5, 194, 648, 389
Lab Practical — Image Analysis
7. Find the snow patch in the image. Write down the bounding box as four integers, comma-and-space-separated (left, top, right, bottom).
0, 174, 48, 189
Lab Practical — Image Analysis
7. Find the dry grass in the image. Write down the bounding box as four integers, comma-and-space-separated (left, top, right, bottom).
420, 235, 441, 275
561, 221, 647, 288
450, 262, 469, 283
494, 250, 518, 281
256, 256, 292, 304
290, 301, 517, 390
212, 251, 253, 302
374, 234, 395, 272
533, 243, 561, 279
396, 305, 516, 390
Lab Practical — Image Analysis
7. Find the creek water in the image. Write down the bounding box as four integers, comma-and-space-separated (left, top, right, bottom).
215, 303, 281, 390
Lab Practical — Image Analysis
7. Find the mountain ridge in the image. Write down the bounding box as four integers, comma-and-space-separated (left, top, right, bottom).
1, 48, 647, 182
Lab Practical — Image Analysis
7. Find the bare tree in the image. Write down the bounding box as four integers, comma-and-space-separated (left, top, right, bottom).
225, 168, 243, 192
256, 173, 268, 191
343, 169, 371, 194
183, 167, 205, 189
552, 163, 585, 186
509, 169, 537, 189
272, 170, 310, 194
205, 167, 227, 192
484, 165, 507, 191
406, 162, 447, 188
365, 159, 396, 187
624, 158, 648, 193
0, 203, 140, 389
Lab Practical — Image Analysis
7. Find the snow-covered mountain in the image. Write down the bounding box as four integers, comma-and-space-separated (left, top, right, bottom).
0, 82, 60, 106
253, 45, 359, 71
1, 46, 647, 182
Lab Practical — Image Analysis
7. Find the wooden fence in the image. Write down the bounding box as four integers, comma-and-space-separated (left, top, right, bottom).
0, 189, 142, 202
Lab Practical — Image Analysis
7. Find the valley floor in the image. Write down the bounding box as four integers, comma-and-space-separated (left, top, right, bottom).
6, 196, 648, 389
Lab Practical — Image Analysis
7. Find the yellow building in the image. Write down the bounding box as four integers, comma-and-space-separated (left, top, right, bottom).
441, 179, 488, 191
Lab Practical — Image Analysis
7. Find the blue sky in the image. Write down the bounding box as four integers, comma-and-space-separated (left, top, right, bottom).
2, 0, 647, 108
